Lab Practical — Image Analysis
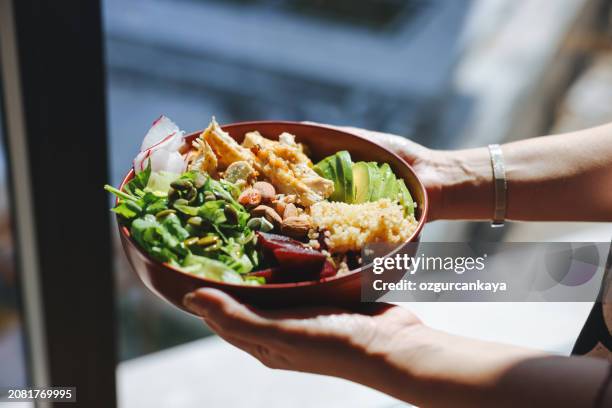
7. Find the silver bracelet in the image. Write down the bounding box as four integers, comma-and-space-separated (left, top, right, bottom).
488, 144, 507, 227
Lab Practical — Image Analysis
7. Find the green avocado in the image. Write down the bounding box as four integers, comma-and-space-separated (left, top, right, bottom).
334, 151, 354, 203
315, 155, 340, 201
314, 156, 334, 179
367, 162, 384, 201
378, 163, 395, 200
397, 178, 415, 215
352, 161, 371, 203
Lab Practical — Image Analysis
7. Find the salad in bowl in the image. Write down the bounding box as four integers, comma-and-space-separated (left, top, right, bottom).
106, 117, 426, 307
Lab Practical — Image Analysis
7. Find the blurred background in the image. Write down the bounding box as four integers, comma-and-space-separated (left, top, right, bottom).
1, 0, 612, 406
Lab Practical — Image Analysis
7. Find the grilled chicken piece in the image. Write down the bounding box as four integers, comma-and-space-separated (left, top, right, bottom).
202, 118, 254, 169
188, 137, 218, 175
243, 131, 334, 206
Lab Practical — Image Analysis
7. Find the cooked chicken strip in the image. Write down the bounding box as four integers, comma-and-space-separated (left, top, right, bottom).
188, 137, 218, 174
203, 118, 254, 169
244, 131, 334, 206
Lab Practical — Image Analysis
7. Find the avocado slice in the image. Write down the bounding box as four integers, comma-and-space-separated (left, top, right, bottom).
313, 154, 335, 178
314, 155, 341, 201
314, 155, 335, 179
377, 163, 395, 200
397, 178, 415, 215
334, 151, 354, 203
367, 162, 384, 201
352, 161, 371, 203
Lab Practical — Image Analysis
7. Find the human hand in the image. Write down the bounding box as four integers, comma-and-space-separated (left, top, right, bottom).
183, 288, 422, 385
306, 123, 494, 221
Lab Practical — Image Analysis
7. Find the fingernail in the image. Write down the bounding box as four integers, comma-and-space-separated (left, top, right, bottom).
183, 292, 208, 316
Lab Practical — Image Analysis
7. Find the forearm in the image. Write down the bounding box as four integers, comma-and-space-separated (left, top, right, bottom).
435, 123, 612, 221
353, 325, 610, 407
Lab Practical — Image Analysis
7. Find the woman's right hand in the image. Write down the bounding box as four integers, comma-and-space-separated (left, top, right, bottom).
308, 123, 494, 221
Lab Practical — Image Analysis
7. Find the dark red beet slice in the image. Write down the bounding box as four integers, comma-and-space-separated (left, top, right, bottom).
256, 231, 304, 251
273, 246, 326, 276
320, 261, 338, 278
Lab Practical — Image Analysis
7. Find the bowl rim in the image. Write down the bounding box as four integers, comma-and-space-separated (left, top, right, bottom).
117, 120, 429, 290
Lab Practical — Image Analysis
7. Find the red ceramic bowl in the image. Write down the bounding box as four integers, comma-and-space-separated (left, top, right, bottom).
117, 121, 428, 311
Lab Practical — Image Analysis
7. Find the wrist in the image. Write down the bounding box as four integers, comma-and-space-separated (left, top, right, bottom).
353, 322, 446, 405
434, 147, 494, 220
365, 323, 544, 407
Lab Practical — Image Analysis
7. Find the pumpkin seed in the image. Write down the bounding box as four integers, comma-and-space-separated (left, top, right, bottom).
246, 217, 274, 232
155, 209, 175, 219
224, 205, 239, 225
173, 198, 189, 208
185, 187, 197, 203
197, 236, 219, 247
171, 179, 193, 191
183, 237, 199, 247
187, 216, 203, 227
168, 188, 179, 201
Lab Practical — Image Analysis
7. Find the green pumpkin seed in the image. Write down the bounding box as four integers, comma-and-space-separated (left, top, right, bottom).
183, 237, 199, 247
197, 236, 219, 247
246, 217, 274, 232
155, 209, 176, 219
201, 242, 221, 252
171, 179, 193, 191
168, 188, 179, 201
185, 187, 197, 203
187, 216, 203, 227
173, 198, 189, 208
224, 206, 239, 225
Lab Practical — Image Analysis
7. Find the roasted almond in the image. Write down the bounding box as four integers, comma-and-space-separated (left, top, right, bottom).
251, 205, 282, 229
253, 181, 276, 202
273, 198, 286, 215
238, 188, 261, 208
281, 216, 312, 239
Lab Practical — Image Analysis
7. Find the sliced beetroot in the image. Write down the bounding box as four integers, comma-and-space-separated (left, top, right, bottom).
320, 261, 338, 279
255, 232, 338, 283
273, 247, 326, 276
256, 231, 304, 251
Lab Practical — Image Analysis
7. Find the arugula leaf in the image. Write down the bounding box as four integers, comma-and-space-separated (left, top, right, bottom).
144, 198, 169, 215
130, 214, 188, 261
180, 254, 244, 284
104, 185, 138, 202
106, 165, 261, 284
198, 200, 227, 225
173, 203, 200, 216
124, 159, 152, 197
111, 203, 138, 219
135, 159, 152, 189
161, 213, 190, 241
206, 178, 237, 204
243, 275, 265, 285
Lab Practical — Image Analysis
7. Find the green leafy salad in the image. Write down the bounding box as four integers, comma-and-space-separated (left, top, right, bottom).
105, 161, 262, 285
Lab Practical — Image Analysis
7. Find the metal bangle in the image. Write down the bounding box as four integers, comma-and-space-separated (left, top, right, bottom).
488, 144, 507, 227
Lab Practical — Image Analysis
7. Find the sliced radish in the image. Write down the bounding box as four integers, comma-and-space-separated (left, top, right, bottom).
133, 115, 187, 174
141, 115, 182, 151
